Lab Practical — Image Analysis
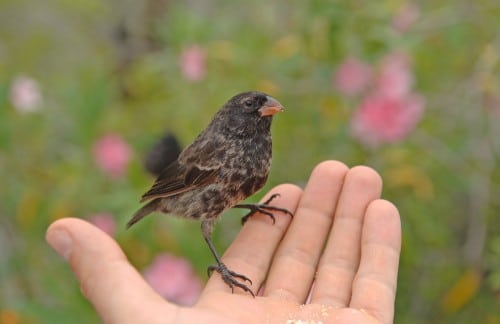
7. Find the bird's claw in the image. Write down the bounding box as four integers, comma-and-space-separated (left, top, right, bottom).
236, 193, 294, 225
207, 263, 255, 297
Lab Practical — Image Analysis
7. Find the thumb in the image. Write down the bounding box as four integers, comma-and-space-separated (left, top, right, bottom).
46, 217, 176, 324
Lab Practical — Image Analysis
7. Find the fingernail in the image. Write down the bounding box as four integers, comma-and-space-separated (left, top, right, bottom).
46, 229, 72, 260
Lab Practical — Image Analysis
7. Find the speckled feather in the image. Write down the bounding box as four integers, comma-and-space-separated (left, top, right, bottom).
127, 91, 279, 227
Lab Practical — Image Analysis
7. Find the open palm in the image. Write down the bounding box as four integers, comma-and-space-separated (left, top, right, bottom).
46, 161, 401, 323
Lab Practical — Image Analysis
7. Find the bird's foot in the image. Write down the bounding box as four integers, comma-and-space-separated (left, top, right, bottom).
235, 193, 294, 225
207, 262, 255, 297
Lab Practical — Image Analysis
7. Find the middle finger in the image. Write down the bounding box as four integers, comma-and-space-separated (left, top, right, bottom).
263, 160, 349, 303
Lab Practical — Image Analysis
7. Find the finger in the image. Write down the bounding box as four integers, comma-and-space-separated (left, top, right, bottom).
350, 200, 401, 324
264, 160, 349, 303
200, 184, 302, 298
311, 166, 383, 306
46, 218, 176, 323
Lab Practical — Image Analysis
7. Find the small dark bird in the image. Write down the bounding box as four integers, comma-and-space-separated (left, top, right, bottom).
144, 132, 182, 177
127, 91, 293, 296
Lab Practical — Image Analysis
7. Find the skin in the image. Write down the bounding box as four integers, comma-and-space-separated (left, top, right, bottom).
46, 160, 401, 324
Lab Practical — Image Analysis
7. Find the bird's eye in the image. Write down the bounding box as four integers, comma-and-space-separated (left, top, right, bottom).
243, 99, 253, 108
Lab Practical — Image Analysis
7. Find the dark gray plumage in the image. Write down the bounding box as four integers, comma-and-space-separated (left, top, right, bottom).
127, 91, 292, 296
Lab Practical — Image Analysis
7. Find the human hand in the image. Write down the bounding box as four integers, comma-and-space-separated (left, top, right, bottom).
46, 161, 401, 323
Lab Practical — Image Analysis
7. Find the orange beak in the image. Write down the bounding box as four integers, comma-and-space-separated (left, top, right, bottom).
258, 96, 285, 117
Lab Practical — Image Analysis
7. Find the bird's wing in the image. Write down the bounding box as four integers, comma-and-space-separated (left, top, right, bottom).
140, 128, 228, 202
140, 159, 218, 202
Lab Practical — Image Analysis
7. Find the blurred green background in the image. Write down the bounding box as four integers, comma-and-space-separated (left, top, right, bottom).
1, 0, 499, 323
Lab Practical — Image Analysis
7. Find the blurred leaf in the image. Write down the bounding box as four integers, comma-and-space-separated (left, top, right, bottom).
385, 164, 434, 200
441, 269, 482, 313
272, 34, 301, 59
15, 191, 41, 231
0, 309, 21, 324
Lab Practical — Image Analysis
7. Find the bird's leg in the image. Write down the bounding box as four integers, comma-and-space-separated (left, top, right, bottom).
201, 220, 255, 297
234, 193, 294, 225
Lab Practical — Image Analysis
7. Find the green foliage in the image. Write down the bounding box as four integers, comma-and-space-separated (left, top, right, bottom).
1, 0, 499, 322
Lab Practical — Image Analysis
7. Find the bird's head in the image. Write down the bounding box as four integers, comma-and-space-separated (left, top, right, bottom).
226, 91, 284, 118
214, 91, 284, 133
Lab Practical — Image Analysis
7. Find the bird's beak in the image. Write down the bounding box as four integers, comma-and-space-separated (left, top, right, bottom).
258, 96, 285, 117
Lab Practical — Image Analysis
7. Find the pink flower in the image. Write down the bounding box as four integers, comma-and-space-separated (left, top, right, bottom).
9, 75, 43, 113
88, 213, 116, 237
333, 57, 372, 96
376, 52, 413, 99
392, 2, 420, 34
143, 253, 203, 306
351, 93, 424, 148
179, 45, 206, 82
93, 134, 132, 179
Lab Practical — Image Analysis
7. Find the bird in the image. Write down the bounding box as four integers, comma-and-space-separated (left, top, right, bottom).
144, 132, 182, 177
127, 91, 293, 296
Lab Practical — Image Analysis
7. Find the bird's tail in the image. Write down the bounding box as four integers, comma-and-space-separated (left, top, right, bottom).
126, 199, 160, 229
